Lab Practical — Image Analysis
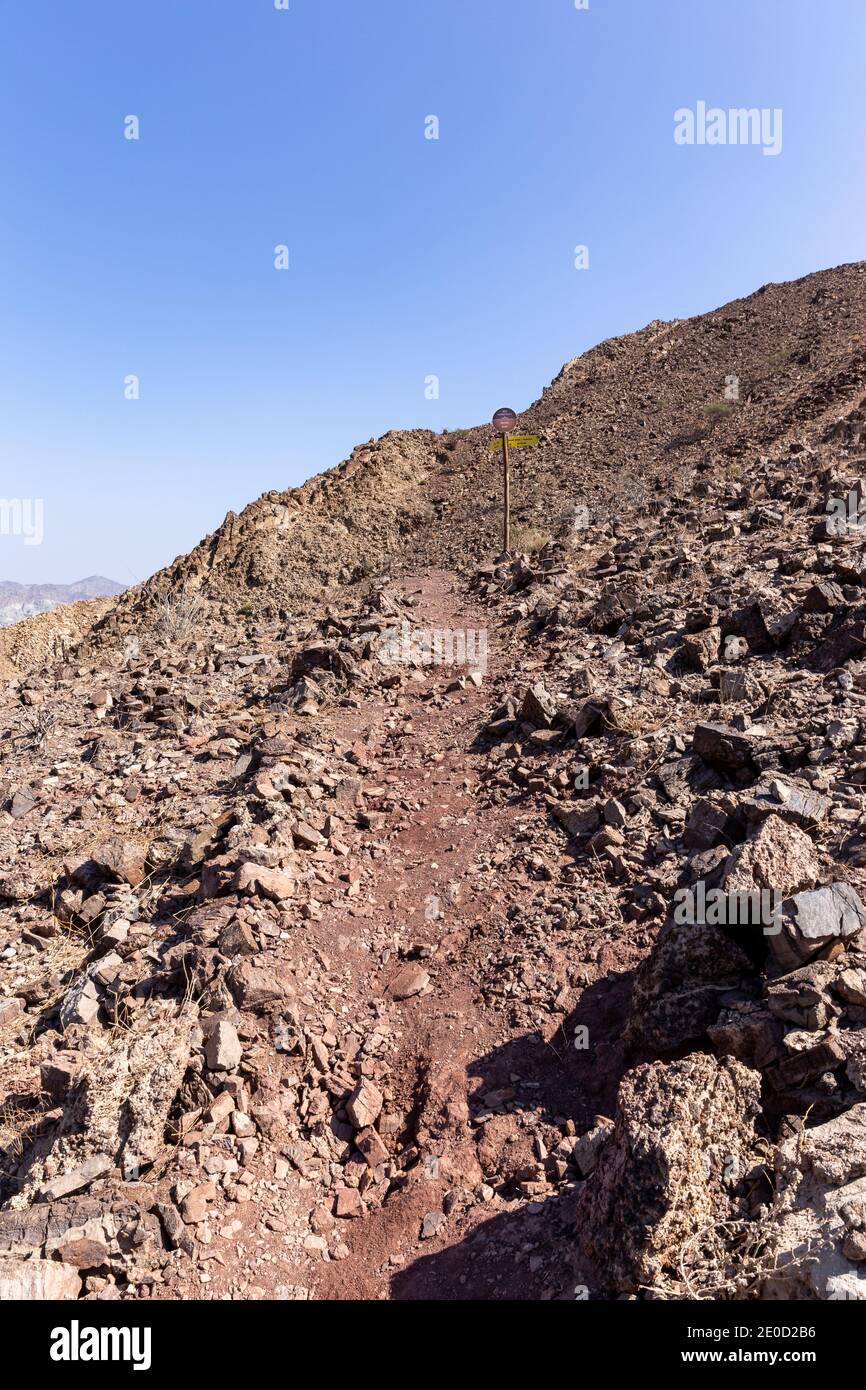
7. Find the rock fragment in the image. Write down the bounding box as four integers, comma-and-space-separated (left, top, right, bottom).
204, 1019, 242, 1072
389, 964, 430, 1000
770, 882, 866, 972
346, 1079, 383, 1130
90, 837, 147, 888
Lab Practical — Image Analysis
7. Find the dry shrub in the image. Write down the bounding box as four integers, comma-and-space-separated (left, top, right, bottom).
151, 591, 206, 643
511, 523, 551, 553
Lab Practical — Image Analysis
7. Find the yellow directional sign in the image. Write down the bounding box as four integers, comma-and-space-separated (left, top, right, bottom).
488, 434, 538, 449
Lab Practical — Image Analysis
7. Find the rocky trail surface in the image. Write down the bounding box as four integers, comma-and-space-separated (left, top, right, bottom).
0, 569, 637, 1301
8, 263, 866, 1301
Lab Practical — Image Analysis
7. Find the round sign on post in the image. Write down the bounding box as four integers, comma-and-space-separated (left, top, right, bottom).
492, 407, 518, 433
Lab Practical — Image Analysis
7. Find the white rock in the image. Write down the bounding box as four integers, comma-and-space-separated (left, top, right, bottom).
0, 1257, 81, 1300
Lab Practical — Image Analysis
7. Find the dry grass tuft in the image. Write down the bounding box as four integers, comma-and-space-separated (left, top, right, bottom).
511, 524, 551, 554
150, 591, 206, 643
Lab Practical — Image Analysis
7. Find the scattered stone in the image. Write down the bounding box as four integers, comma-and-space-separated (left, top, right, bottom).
227, 959, 292, 1011
9, 788, 38, 819
770, 882, 866, 972
520, 684, 557, 729
90, 837, 147, 888
204, 1019, 242, 1072
572, 1117, 614, 1176
59, 975, 101, 1029
421, 1210, 445, 1239
181, 1182, 217, 1224
234, 863, 296, 902
334, 1187, 363, 1219
54, 1237, 110, 1269
0, 997, 22, 1027
346, 1079, 383, 1130
693, 723, 757, 772
682, 626, 720, 672
389, 964, 430, 1000
38, 1154, 113, 1203
356, 1127, 389, 1166
720, 814, 820, 898
218, 919, 258, 957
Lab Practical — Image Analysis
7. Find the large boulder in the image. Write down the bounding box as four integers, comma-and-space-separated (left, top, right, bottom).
19, 1008, 194, 1199
577, 1054, 762, 1294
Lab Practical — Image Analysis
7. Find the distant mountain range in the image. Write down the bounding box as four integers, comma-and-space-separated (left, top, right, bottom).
0, 576, 126, 628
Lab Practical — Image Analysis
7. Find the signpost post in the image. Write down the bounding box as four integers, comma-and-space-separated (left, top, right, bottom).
492, 408, 518, 551
490, 409, 539, 551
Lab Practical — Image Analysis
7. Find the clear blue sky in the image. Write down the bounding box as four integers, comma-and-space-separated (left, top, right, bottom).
1, 0, 864, 584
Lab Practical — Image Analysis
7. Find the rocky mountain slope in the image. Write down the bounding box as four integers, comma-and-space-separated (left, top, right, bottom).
4, 261, 866, 1301
0, 600, 117, 682
91, 260, 866, 640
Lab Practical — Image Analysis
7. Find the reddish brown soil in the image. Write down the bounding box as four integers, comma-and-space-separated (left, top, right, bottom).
145, 570, 645, 1302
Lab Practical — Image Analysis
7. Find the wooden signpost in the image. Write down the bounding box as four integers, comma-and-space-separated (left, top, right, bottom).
490, 408, 537, 551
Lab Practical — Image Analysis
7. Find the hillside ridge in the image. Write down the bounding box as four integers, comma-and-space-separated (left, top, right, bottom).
87, 258, 866, 646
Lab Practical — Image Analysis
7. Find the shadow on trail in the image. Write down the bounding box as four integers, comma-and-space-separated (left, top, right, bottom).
466, 963, 639, 1132
390, 1190, 589, 1300
390, 966, 640, 1300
